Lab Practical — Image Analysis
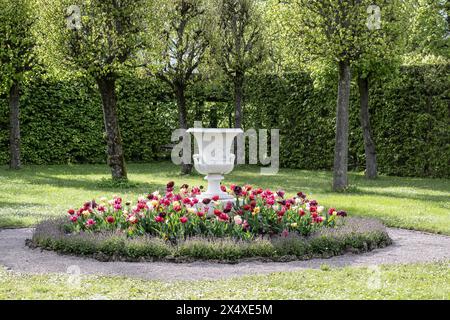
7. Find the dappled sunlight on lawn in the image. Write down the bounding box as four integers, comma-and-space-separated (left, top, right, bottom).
0, 162, 449, 234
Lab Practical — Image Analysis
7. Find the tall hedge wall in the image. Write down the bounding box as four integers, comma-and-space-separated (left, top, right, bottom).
0, 64, 448, 178
244, 64, 450, 178
0, 76, 177, 165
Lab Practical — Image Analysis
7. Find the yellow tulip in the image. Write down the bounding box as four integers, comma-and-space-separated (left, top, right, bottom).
252, 207, 260, 216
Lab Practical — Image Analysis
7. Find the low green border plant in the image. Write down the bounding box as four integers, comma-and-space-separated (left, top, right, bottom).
28, 217, 391, 263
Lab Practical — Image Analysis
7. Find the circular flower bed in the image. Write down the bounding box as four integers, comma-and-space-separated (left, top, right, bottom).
29, 182, 392, 262
29, 217, 391, 263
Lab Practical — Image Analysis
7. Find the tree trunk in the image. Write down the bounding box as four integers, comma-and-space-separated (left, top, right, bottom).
234, 73, 244, 129
175, 84, 192, 175
9, 82, 21, 170
209, 105, 218, 127
333, 61, 351, 191
358, 75, 377, 179
233, 74, 244, 163
96, 75, 127, 180
195, 100, 204, 124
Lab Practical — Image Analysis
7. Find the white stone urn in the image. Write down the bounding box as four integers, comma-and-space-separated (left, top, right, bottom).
186, 128, 243, 202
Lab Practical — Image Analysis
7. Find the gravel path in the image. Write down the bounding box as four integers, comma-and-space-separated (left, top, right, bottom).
0, 228, 449, 281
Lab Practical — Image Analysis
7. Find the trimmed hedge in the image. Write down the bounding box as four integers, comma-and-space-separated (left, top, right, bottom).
1, 64, 449, 177
29, 217, 391, 263
0, 76, 177, 165
244, 64, 450, 178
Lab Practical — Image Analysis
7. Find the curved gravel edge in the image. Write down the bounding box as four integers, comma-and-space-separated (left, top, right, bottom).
0, 227, 449, 281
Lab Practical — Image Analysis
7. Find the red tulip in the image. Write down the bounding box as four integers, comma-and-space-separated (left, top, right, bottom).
137, 202, 146, 210
314, 216, 324, 223
180, 216, 188, 224
196, 211, 205, 217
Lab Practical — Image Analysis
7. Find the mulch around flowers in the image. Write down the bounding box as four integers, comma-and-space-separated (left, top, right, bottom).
1, 227, 449, 281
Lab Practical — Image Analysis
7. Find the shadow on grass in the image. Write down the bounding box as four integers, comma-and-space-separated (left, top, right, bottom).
1, 162, 449, 202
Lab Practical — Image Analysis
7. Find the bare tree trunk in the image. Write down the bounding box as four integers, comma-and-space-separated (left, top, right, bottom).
234, 73, 244, 129
176, 84, 192, 175
333, 61, 351, 191
195, 100, 204, 123
9, 82, 21, 170
358, 74, 377, 179
96, 75, 128, 180
209, 105, 218, 127
233, 74, 244, 164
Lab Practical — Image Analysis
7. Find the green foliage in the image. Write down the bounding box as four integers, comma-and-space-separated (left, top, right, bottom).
35, 0, 151, 79
0, 0, 36, 93
146, 0, 210, 89
406, 0, 450, 60
368, 64, 450, 177
293, 0, 377, 63
245, 64, 450, 178
352, 0, 410, 78
0, 75, 176, 165
0, 64, 448, 178
210, 0, 266, 77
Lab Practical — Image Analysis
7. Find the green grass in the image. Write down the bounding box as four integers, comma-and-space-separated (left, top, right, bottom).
0, 262, 448, 299
0, 162, 449, 234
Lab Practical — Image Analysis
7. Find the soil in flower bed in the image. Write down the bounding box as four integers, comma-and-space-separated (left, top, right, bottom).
28, 217, 392, 263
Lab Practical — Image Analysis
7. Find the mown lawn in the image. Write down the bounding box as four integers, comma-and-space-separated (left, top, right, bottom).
0, 262, 448, 300
0, 162, 449, 234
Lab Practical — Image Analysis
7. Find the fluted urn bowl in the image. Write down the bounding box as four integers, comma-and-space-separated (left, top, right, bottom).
192, 154, 235, 175
187, 128, 243, 201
